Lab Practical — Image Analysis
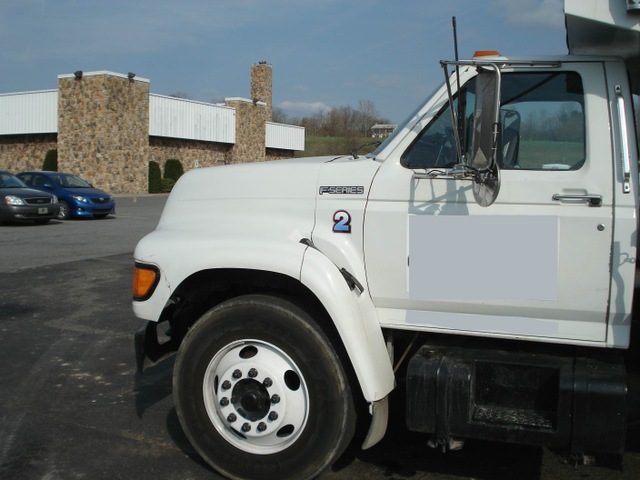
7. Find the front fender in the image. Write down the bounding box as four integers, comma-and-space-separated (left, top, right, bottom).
301, 246, 395, 402
133, 228, 395, 403
133, 230, 307, 322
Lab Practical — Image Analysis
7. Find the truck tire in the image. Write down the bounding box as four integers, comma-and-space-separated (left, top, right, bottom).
173, 294, 356, 480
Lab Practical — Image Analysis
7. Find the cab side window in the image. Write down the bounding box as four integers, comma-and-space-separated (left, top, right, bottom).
499, 72, 585, 170
402, 72, 585, 171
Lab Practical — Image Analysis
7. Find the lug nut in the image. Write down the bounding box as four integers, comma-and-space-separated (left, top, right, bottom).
227, 413, 237, 423
263, 377, 273, 387
248, 368, 258, 378
257, 422, 267, 432
271, 394, 280, 404
220, 397, 229, 407
241, 423, 251, 432
221, 380, 231, 390
268, 411, 278, 421
232, 369, 242, 379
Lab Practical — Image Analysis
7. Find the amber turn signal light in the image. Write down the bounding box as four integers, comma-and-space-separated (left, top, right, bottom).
133, 264, 160, 301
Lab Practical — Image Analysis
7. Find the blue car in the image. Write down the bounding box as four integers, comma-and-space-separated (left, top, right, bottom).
17, 171, 115, 220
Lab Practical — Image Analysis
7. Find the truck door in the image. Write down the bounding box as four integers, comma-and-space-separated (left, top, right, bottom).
364, 62, 616, 344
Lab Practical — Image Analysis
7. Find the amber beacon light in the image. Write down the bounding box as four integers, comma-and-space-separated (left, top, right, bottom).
473, 50, 501, 58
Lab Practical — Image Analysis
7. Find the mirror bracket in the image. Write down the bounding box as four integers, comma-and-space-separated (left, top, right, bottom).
413, 163, 475, 181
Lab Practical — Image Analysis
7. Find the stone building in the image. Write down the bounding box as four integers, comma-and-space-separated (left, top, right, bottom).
0, 63, 304, 194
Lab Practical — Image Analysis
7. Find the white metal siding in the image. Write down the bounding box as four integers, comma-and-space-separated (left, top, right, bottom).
266, 122, 305, 151
0, 90, 58, 135
149, 94, 236, 144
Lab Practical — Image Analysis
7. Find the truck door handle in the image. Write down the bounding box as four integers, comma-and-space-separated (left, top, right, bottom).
552, 193, 602, 207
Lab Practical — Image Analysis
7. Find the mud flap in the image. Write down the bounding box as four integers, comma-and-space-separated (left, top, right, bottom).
361, 396, 389, 449
135, 320, 180, 373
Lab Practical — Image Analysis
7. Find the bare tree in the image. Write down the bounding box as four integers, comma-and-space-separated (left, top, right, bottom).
354, 99, 380, 135
285, 99, 389, 138
271, 107, 289, 124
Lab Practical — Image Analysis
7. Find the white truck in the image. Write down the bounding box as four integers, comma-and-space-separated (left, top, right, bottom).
132, 1, 640, 478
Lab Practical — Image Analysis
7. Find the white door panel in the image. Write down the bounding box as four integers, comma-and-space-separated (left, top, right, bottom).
364, 63, 613, 344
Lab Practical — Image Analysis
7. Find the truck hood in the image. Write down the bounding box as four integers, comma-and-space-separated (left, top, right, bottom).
155, 155, 380, 243
159, 155, 327, 226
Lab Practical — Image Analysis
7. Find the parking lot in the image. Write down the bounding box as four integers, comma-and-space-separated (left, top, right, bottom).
1, 193, 640, 480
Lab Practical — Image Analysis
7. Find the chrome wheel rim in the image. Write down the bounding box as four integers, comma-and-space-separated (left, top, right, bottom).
203, 339, 309, 455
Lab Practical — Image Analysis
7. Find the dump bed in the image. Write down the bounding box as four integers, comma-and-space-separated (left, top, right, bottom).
565, 0, 640, 92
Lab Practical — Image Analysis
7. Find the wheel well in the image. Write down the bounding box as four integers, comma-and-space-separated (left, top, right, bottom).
163, 268, 365, 404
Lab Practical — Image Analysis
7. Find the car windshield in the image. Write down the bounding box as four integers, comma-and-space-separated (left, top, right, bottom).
0, 172, 28, 188
51, 173, 92, 188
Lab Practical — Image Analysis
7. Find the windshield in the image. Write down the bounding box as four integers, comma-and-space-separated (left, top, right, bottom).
0, 172, 28, 188
51, 173, 92, 188
368, 82, 445, 158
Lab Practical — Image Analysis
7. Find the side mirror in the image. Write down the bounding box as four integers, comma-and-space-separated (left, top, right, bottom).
439, 59, 502, 207
43, 183, 54, 190
469, 69, 501, 172
469, 68, 502, 207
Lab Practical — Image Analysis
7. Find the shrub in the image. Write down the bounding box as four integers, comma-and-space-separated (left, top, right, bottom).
42, 149, 58, 171
148, 161, 161, 194
163, 158, 184, 183
160, 177, 176, 193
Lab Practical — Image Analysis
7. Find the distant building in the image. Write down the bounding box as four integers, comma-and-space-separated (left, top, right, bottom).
0, 64, 305, 194
371, 123, 398, 138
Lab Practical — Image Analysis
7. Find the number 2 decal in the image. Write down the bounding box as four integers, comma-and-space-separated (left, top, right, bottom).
333, 210, 351, 233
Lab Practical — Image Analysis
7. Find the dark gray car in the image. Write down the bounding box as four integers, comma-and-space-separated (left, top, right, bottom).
0, 170, 60, 224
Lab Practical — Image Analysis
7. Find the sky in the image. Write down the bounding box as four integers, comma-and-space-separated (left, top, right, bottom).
0, 0, 567, 124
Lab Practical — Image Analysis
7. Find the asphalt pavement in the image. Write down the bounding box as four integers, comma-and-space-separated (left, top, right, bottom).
1, 194, 639, 480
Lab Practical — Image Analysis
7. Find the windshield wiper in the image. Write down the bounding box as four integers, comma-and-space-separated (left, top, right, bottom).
350, 141, 381, 159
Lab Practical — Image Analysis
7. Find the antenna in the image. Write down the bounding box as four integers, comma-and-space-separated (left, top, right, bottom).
452, 16, 464, 159
452, 17, 460, 62
452, 17, 461, 103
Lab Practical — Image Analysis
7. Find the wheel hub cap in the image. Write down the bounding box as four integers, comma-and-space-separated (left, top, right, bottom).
203, 340, 309, 455
234, 379, 270, 421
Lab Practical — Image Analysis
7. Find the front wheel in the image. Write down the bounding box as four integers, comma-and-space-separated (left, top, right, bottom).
173, 295, 356, 480
57, 200, 70, 220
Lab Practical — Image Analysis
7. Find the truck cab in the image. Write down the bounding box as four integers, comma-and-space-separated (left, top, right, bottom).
133, 1, 640, 479
365, 54, 637, 347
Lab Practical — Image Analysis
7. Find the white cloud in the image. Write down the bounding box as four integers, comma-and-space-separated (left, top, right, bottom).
278, 100, 331, 115
493, 0, 564, 29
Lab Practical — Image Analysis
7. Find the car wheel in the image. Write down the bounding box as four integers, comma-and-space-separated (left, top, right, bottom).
58, 200, 70, 220
173, 294, 356, 480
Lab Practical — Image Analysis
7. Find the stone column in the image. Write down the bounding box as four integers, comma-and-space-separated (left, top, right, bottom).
250, 63, 272, 122
57, 71, 149, 194
225, 98, 268, 164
